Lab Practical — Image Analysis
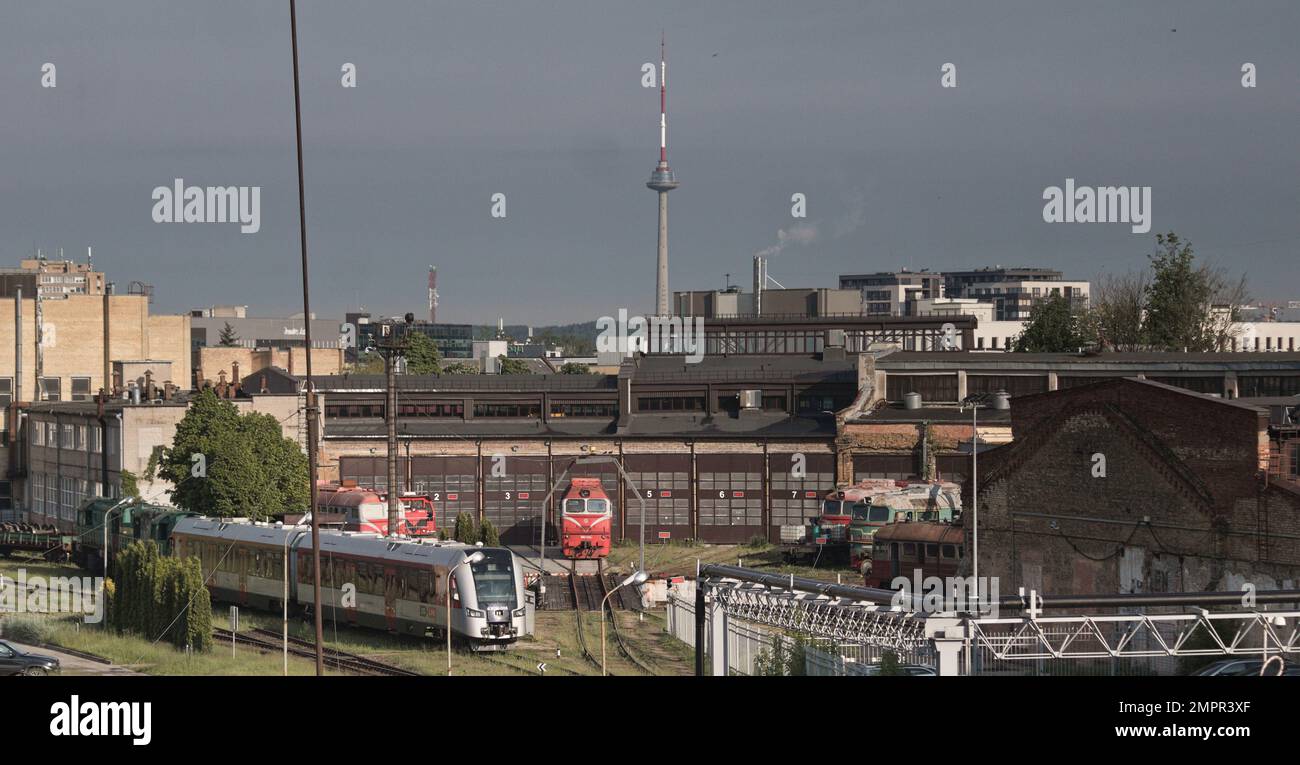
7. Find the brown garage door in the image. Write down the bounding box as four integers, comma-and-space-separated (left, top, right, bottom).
483, 455, 549, 545
623, 454, 693, 544
696, 453, 764, 544
768, 452, 835, 542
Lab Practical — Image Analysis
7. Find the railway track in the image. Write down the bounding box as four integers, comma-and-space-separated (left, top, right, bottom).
567, 567, 607, 673
212, 627, 421, 676
593, 563, 655, 676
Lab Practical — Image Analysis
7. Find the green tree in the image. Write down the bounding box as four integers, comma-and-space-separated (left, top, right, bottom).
1142, 232, 1247, 351
158, 389, 308, 519
453, 511, 480, 544
497, 356, 531, 375
879, 649, 903, 676
442, 362, 480, 375
405, 332, 442, 375
218, 322, 240, 347
120, 469, 140, 499
1013, 294, 1094, 352
557, 362, 590, 375
345, 351, 385, 375
479, 518, 500, 547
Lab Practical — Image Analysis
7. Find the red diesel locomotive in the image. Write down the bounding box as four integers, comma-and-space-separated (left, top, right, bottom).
560, 477, 612, 559
316, 481, 438, 538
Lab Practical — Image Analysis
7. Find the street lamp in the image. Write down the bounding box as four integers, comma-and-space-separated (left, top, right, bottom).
960, 392, 992, 610
600, 570, 649, 676
282, 512, 312, 676
446, 550, 486, 676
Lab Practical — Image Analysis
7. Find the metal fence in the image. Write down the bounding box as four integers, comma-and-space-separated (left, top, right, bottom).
665, 593, 932, 675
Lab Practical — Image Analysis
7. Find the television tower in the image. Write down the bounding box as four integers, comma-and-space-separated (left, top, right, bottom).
646, 32, 679, 317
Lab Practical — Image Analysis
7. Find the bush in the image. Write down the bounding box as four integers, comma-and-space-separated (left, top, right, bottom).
745, 534, 768, 549
453, 512, 480, 544
479, 518, 500, 547
111, 540, 212, 651
0, 615, 56, 645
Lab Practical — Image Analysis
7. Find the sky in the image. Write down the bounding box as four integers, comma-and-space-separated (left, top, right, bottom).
2, 1, 1298, 325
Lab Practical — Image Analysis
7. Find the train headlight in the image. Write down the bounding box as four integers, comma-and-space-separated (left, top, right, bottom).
512, 606, 526, 617
465, 608, 485, 618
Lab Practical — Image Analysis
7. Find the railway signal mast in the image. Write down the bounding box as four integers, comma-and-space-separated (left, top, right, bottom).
374, 314, 415, 537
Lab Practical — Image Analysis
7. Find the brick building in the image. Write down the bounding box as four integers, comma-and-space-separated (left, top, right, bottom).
972, 378, 1300, 596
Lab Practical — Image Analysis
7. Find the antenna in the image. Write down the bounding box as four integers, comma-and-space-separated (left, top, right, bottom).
659, 30, 668, 164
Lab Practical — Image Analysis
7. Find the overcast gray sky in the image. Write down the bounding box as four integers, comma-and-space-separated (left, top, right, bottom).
2, 1, 1298, 325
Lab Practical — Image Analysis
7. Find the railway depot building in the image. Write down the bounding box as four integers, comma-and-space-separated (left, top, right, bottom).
285, 349, 1300, 547
972, 377, 1300, 594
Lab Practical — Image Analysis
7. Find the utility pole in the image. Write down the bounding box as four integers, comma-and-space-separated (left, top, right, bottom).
288, 0, 324, 675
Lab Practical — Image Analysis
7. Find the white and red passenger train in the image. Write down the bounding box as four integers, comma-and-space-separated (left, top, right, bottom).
560, 477, 613, 559
316, 481, 437, 538
172, 516, 528, 649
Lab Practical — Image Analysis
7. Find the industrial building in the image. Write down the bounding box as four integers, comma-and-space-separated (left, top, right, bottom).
224, 347, 1300, 548
972, 377, 1300, 594
19, 379, 310, 529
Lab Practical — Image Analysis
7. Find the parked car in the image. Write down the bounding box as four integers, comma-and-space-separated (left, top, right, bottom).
1190, 658, 1298, 676
863, 663, 938, 676
0, 640, 60, 676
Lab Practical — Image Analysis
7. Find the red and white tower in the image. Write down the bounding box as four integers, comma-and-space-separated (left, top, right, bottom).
427, 265, 438, 323
646, 33, 679, 317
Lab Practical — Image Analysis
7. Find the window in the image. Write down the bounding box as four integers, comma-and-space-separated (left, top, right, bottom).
76, 425, 86, 451
41, 377, 61, 401
549, 402, 617, 418
61, 424, 75, 449
636, 396, 705, 412
0, 480, 10, 511
0, 377, 11, 407
72, 377, 92, 401
473, 402, 540, 418
323, 403, 386, 418
89, 425, 101, 453
32, 420, 44, 447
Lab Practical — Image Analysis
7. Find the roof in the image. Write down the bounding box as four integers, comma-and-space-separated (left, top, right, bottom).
849, 401, 1013, 424
632, 354, 855, 384
311, 372, 617, 393
876, 350, 1300, 372
619, 412, 835, 438
1011, 376, 1270, 415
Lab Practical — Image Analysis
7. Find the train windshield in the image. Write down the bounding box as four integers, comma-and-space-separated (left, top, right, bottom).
564, 499, 584, 514
586, 499, 609, 514
471, 549, 517, 608
822, 500, 844, 516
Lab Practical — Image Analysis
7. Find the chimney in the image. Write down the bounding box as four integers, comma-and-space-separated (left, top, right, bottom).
144, 369, 156, 401
232, 361, 241, 395
96, 389, 106, 419
217, 369, 228, 398
259, 373, 268, 394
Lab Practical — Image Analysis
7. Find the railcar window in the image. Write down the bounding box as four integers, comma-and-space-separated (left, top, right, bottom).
926, 544, 939, 556
564, 499, 583, 514
470, 550, 517, 608
868, 506, 890, 523
902, 543, 916, 556
822, 500, 843, 516
941, 545, 956, 558
587, 499, 609, 513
